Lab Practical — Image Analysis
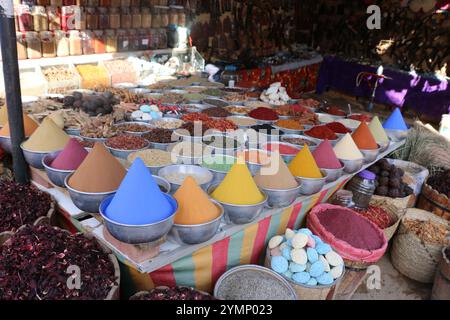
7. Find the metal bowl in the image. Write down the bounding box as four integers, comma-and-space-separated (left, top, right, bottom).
202, 134, 242, 156
20, 143, 57, 170
239, 148, 272, 176
173, 129, 203, 144
114, 122, 153, 136
260, 142, 300, 164
80, 135, 107, 143
201, 155, 236, 185
321, 163, 345, 183
339, 158, 364, 174
378, 140, 390, 153
105, 141, 150, 160
129, 88, 151, 95
148, 118, 184, 131
280, 134, 319, 152
65, 127, 81, 136
42, 151, 76, 187
360, 145, 381, 163
259, 184, 302, 208
170, 200, 224, 245
385, 129, 409, 142
99, 194, 177, 244
64, 174, 117, 213
152, 175, 171, 194
272, 124, 302, 136
295, 171, 329, 196
149, 141, 178, 151
208, 184, 268, 225
158, 165, 213, 194
226, 116, 258, 129
0, 135, 12, 153
255, 119, 277, 126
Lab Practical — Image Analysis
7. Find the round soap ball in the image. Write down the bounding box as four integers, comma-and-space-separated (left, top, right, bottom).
316, 243, 332, 255
292, 272, 311, 285
326, 251, 344, 267
292, 233, 308, 249
289, 262, 306, 273
285, 228, 296, 240
271, 256, 289, 274
269, 235, 284, 249
307, 248, 319, 263
331, 265, 344, 279
291, 248, 308, 265
316, 272, 334, 286
309, 260, 326, 278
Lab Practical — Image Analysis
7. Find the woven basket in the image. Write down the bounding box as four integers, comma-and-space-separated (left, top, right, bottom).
417, 183, 450, 221
369, 198, 406, 241
431, 246, 450, 300
391, 208, 449, 284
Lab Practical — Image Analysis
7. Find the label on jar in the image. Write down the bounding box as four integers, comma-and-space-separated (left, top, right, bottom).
0, 0, 15, 17
142, 39, 149, 45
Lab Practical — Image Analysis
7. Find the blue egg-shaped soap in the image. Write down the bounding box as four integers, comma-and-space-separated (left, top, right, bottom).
282, 247, 291, 260
140, 105, 152, 113
292, 272, 311, 284
283, 270, 293, 279
309, 261, 325, 278
317, 272, 334, 285
297, 228, 313, 236
150, 111, 162, 119
307, 248, 319, 263
307, 278, 318, 287
289, 262, 306, 273
311, 235, 323, 244
316, 243, 332, 255
271, 256, 289, 274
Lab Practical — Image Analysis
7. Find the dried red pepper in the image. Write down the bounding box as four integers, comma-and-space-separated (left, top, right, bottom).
326, 122, 352, 134
305, 126, 338, 140
355, 206, 393, 229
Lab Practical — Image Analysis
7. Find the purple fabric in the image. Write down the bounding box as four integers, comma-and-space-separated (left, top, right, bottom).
316, 56, 450, 119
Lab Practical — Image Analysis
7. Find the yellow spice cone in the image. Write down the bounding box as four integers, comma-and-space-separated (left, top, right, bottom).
288, 145, 323, 178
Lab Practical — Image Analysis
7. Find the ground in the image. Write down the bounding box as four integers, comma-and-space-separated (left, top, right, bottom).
352, 253, 432, 300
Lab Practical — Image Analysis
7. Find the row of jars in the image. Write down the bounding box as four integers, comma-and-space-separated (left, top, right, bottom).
16, 0, 171, 6
16, 4, 186, 32
17, 29, 168, 60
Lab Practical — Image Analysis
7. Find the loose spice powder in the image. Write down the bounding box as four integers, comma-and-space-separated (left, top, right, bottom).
326, 122, 352, 134
289, 145, 323, 178
254, 154, 298, 190
174, 176, 221, 225
305, 126, 338, 140
22, 117, 70, 152
352, 122, 378, 150
368, 116, 389, 143
275, 119, 304, 130
248, 107, 279, 121
50, 138, 88, 171
333, 134, 364, 160
264, 143, 300, 155
0, 113, 39, 137
68, 142, 126, 193
312, 140, 342, 169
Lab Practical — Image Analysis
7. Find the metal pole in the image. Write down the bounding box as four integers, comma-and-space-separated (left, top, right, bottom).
0, 1, 29, 183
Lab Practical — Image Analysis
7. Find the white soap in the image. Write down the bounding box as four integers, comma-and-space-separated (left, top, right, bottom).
291, 248, 308, 265
326, 251, 344, 267
292, 233, 308, 249
268, 236, 284, 249
330, 265, 344, 279
285, 228, 295, 240
319, 255, 331, 272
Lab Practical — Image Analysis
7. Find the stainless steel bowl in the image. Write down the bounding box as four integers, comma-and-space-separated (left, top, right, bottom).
158, 165, 213, 194
114, 122, 153, 136
360, 145, 381, 163
153, 175, 171, 194
0, 135, 12, 153
280, 134, 319, 152
149, 141, 178, 151
260, 184, 302, 208
42, 151, 75, 187
260, 142, 300, 164
226, 116, 258, 129
241, 148, 272, 176
64, 174, 116, 213
385, 129, 409, 142
255, 119, 277, 126
148, 118, 184, 131
65, 127, 81, 136
378, 140, 390, 153
202, 134, 242, 156
201, 155, 236, 185
295, 171, 328, 196
99, 194, 177, 244
208, 184, 268, 225
80, 135, 107, 143
321, 164, 345, 183
339, 158, 364, 174
272, 124, 302, 136
170, 200, 224, 245
173, 130, 203, 144
105, 140, 150, 160
20, 143, 56, 170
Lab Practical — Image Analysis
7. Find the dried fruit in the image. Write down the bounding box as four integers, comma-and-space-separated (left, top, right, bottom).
130, 287, 215, 300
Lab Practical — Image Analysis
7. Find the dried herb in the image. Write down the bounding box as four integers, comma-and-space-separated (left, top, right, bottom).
427, 169, 450, 198
0, 224, 117, 300
130, 287, 215, 300
0, 180, 52, 233
403, 219, 449, 245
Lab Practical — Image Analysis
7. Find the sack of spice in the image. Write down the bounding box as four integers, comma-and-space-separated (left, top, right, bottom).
391, 208, 449, 283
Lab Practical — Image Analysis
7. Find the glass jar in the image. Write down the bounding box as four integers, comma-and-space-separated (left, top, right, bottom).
151, 6, 161, 29
50, 0, 62, 5
141, 7, 151, 28
138, 29, 150, 50
346, 170, 376, 209
40, 31, 56, 58
61, 6, 77, 31
158, 28, 167, 48
17, 5, 33, 32
149, 28, 158, 49
78, 7, 86, 30
160, 6, 169, 28
69, 30, 82, 55
128, 29, 139, 51
120, 0, 130, 6
81, 31, 95, 55
120, 7, 131, 29
46, 6, 61, 31
98, 7, 109, 29
32, 6, 48, 32
110, 0, 120, 7
105, 30, 117, 53
177, 6, 185, 27
130, 0, 140, 6
25, 31, 42, 59
93, 30, 106, 53
117, 29, 129, 52
131, 7, 142, 29
86, 7, 98, 30
331, 190, 355, 208
109, 8, 120, 29
16, 32, 28, 60
87, 0, 99, 5
55, 30, 70, 56
168, 5, 178, 25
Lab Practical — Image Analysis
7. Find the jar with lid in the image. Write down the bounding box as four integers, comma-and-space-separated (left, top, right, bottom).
141, 8, 152, 28
61, 6, 78, 31
16, 32, 28, 60
159, 6, 169, 28
177, 6, 186, 27
16, 5, 33, 32
55, 30, 70, 57
151, 6, 161, 29
120, 0, 130, 6
87, 0, 99, 5
81, 31, 95, 55
46, 6, 61, 31
120, 7, 132, 29
128, 29, 139, 51
50, 0, 62, 5
131, 7, 142, 29
78, 7, 86, 30
69, 30, 82, 55
36, 0, 49, 5
110, 0, 120, 7
168, 6, 178, 25
158, 28, 167, 49
86, 7, 98, 30
331, 190, 355, 208
137, 29, 149, 50
98, 7, 109, 29
40, 31, 56, 58
109, 8, 120, 29
25, 31, 42, 59
117, 30, 129, 52
105, 30, 117, 53
346, 170, 376, 209
32, 6, 48, 32
149, 28, 158, 49
130, 0, 140, 6
93, 30, 106, 54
